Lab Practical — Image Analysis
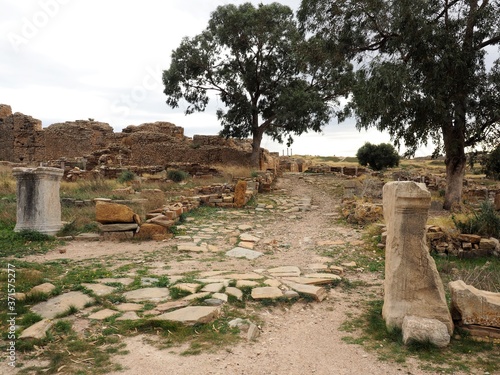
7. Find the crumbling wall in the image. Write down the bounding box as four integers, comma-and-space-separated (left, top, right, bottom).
0, 105, 278, 171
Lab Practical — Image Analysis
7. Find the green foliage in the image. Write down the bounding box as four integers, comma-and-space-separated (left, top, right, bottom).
356, 142, 400, 171
163, 2, 351, 165
117, 170, 136, 184
20, 312, 43, 327
453, 201, 500, 238
483, 144, 500, 180
167, 170, 189, 183
299, 0, 500, 208
0, 223, 58, 258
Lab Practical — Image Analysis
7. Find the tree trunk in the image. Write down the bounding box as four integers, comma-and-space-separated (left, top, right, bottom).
250, 129, 263, 169
442, 122, 466, 211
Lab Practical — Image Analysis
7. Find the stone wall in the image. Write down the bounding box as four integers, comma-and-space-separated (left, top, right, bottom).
0, 105, 277, 170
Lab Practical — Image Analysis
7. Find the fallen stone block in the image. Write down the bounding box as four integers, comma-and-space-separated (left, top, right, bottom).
284, 281, 327, 302
135, 223, 168, 240
122, 287, 170, 302
95, 201, 136, 224
449, 280, 500, 327
99, 223, 138, 232
402, 315, 450, 348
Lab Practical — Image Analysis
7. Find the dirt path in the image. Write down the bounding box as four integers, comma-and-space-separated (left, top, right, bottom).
17, 173, 464, 375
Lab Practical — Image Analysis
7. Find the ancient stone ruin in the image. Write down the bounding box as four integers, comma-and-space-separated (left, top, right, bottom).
13, 166, 64, 236
382, 181, 453, 346
0, 104, 278, 171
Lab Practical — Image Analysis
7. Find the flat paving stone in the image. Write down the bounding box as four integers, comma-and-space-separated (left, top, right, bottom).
174, 283, 200, 294
284, 281, 327, 302
224, 272, 264, 280
240, 233, 261, 242
116, 311, 140, 321
88, 308, 119, 320
153, 306, 220, 325
225, 287, 243, 300
31, 291, 94, 319
251, 287, 283, 299
96, 277, 135, 286
19, 319, 53, 339
225, 247, 264, 260
202, 283, 224, 293
183, 292, 210, 301
267, 266, 301, 277
177, 243, 207, 252
116, 303, 143, 312
155, 300, 190, 312
122, 287, 170, 302
82, 283, 116, 296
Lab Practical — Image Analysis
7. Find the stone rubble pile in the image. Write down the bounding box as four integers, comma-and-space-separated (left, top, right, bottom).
376, 225, 500, 258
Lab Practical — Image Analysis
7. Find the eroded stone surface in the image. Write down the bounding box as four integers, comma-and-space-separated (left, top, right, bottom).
450, 280, 500, 327
31, 291, 94, 319
19, 319, 53, 339
225, 247, 264, 260
122, 288, 170, 302
402, 315, 450, 348
382, 182, 453, 334
154, 306, 220, 324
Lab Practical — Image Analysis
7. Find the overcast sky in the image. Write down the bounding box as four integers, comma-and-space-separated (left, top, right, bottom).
0, 0, 470, 157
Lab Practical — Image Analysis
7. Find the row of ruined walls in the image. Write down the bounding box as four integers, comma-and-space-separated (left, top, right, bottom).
0, 104, 278, 171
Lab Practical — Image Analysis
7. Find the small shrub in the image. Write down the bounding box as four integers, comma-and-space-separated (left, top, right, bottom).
167, 170, 189, 183
117, 170, 136, 184
453, 201, 500, 238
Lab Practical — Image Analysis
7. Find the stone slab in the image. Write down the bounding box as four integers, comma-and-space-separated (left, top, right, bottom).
183, 292, 210, 301
225, 287, 243, 300
116, 311, 140, 321
202, 283, 225, 293
225, 247, 264, 260
177, 243, 207, 252
31, 291, 94, 319
267, 266, 301, 277
29, 283, 56, 295
251, 287, 283, 299
19, 319, 53, 339
88, 308, 119, 320
155, 300, 190, 312
122, 287, 170, 302
116, 303, 143, 312
224, 273, 264, 280
240, 233, 261, 242
174, 283, 200, 294
284, 281, 327, 302
96, 277, 135, 286
82, 283, 116, 296
153, 306, 220, 325
99, 223, 138, 232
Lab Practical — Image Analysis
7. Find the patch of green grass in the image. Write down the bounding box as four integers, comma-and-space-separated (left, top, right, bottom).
19, 312, 43, 327
0, 224, 59, 258
53, 320, 73, 335
340, 299, 500, 373
62, 264, 113, 285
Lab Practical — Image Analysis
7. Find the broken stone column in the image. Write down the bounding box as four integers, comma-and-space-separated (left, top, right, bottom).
13, 167, 64, 236
382, 181, 453, 335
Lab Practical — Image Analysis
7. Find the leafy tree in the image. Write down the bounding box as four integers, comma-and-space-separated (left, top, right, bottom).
356, 142, 400, 171
299, 0, 500, 209
483, 144, 500, 180
163, 2, 351, 167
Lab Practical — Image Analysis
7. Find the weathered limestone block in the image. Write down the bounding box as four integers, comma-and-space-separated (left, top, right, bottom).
402, 316, 450, 347
449, 280, 500, 327
234, 180, 248, 208
95, 201, 136, 223
135, 223, 168, 240
382, 181, 453, 334
13, 167, 64, 236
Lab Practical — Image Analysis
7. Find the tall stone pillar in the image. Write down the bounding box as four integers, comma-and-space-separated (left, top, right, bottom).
382, 181, 453, 334
13, 167, 64, 236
